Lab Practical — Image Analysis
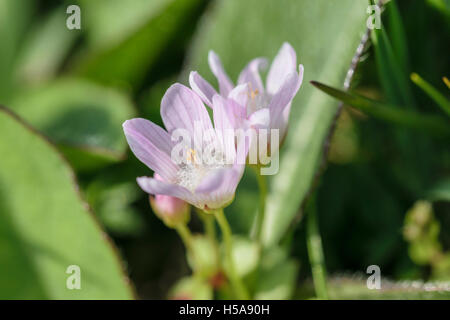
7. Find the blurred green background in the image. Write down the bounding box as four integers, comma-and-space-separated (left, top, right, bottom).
0, 0, 449, 299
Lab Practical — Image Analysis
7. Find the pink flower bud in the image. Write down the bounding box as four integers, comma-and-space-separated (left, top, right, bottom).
149, 174, 190, 227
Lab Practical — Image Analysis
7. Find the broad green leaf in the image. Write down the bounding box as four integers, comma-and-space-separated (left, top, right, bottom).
185, 0, 369, 245
0, 107, 134, 299
79, 0, 172, 50
74, 0, 204, 88
311, 81, 450, 138
411, 73, 450, 117
11, 78, 136, 171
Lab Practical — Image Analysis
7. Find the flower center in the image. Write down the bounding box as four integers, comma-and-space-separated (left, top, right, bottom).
176, 147, 229, 193
246, 84, 270, 116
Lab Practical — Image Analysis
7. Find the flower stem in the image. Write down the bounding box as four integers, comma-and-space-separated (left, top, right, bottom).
174, 223, 198, 274
253, 167, 267, 242
306, 196, 329, 299
214, 208, 250, 300
198, 209, 221, 268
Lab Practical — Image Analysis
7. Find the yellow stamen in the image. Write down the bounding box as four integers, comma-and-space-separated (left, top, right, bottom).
186, 148, 197, 164
248, 82, 259, 100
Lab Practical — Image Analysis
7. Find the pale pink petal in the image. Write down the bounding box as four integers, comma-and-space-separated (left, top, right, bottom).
123, 118, 173, 155
269, 71, 301, 112
161, 83, 213, 136
212, 95, 237, 160
137, 176, 195, 203
228, 83, 250, 108
123, 121, 179, 181
195, 165, 244, 209
266, 42, 297, 95
269, 71, 302, 131
213, 94, 245, 129
189, 71, 217, 108
208, 51, 234, 96
248, 108, 270, 130
237, 58, 268, 93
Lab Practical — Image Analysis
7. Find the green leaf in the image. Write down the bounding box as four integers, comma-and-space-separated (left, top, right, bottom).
386, 0, 410, 75
189, 234, 218, 278
411, 73, 450, 117
0, 107, 134, 299
254, 246, 299, 300
185, 0, 370, 245
11, 78, 136, 171
311, 81, 450, 138
372, 17, 415, 107
229, 236, 259, 278
79, 0, 173, 50
427, 0, 450, 16
74, 0, 204, 88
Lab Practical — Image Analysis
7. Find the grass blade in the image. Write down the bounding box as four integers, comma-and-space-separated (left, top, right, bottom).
311, 81, 450, 138
411, 73, 450, 117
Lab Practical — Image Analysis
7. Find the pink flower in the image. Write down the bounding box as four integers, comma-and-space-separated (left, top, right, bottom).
123, 84, 247, 211
189, 42, 304, 141
149, 174, 190, 227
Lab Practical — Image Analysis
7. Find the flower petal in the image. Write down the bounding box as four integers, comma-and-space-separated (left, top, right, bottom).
195, 165, 244, 209
189, 71, 217, 108
228, 83, 250, 108
161, 83, 213, 136
237, 58, 268, 93
212, 95, 238, 161
266, 42, 297, 95
248, 108, 270, 130
123, 120, 178, 181
208, 51, 234, 96
137, 176, 194, 202
269, 66, 303, 136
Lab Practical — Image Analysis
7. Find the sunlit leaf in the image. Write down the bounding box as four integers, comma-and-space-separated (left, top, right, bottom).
0, 107, 134, 299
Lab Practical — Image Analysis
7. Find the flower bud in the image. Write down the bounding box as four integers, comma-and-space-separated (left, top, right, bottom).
149, 174, 190, 227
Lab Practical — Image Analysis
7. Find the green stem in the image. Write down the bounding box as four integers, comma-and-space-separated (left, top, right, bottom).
175, 223, 198, 274
253, 168, 267, 242
306, 196, 328, 299
199, 210, 221, 268
214, 208, 250, 300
